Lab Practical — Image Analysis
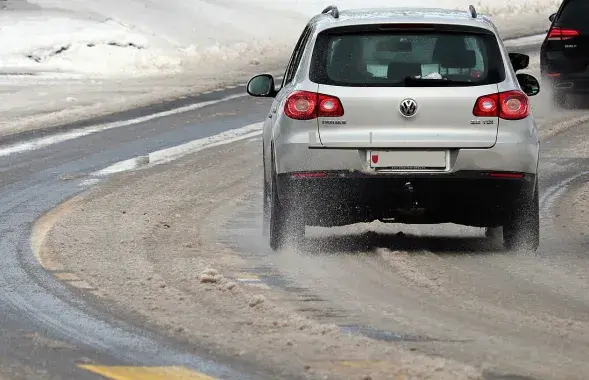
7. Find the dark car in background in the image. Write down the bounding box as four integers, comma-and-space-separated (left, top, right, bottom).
540, 0, 589, 108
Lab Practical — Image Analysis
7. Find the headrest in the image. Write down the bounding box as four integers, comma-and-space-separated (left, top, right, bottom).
331, 38, 362, 62
432, 36, 477, 69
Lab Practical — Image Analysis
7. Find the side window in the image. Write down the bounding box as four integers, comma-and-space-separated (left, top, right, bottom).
282, 25, 313, 88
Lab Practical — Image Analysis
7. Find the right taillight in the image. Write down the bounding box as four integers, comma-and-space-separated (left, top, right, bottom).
284, 90, 344, 120
547, 27, 579, 41
473, 90, 529, 120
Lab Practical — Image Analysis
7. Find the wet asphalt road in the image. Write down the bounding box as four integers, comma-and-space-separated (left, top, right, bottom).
0, 87, 280, 379
216, 83, 589, 378
219, 121, 589, 379
0, 40, 586, 378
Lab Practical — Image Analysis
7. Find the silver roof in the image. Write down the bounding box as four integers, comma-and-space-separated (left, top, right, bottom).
310, 7, 496, 33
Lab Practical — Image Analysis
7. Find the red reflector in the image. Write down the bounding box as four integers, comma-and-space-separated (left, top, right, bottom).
292, 172, 327, 178
284, 91, 344, 120
489, 172, 525, 179
547, 27, 579, 41
547, 73, 561, 77
473, 90, 529, 120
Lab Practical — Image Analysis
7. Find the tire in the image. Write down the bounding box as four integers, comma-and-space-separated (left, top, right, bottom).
485, 227, 501, 240
503, 182, 540, 252
262, 148, 270, 237
268, 174, 285, 250
262, 174, 270, 237
268, 160, 304, 250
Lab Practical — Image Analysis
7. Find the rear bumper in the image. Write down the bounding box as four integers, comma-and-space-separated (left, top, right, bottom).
274, 127, 540, 175
277, 170, 536, 227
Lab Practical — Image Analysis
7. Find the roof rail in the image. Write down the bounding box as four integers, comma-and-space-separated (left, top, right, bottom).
321, 5, 339, 19
468, 4, 477, 18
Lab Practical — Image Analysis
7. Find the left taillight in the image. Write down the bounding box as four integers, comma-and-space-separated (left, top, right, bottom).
284, 90, 344, 120
473, 90, 529, 120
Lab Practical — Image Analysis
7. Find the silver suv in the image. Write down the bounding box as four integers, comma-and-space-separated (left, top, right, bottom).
247, 5, 541, 252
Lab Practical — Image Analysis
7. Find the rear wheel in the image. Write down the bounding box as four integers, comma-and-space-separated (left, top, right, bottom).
262, 175, 270, 237
503, 182, 540, 252
485, 227, 501, 240
268, 164, 304, 251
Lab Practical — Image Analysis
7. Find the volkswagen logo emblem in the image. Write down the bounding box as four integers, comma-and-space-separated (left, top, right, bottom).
399, 98, 418, 117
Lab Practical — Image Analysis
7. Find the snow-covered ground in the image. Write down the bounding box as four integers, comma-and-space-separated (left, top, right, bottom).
0, 0, 558, 136
0, 0, 560, 78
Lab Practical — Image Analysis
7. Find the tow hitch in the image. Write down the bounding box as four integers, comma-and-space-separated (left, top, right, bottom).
379, 181, 425, 223
404, 181, 420, 209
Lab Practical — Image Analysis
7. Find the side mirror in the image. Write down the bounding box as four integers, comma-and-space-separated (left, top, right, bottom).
517, 73, 540, 97
549, 13, 556, 22
246, 74, 277, 97
509, 52, 529, 72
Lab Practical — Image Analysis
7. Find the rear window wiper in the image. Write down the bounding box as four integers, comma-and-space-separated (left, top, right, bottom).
403, 76, 474, 86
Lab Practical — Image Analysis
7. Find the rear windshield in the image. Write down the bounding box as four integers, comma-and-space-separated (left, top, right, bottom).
558, 0, 589, 28
309, 26, 506, 87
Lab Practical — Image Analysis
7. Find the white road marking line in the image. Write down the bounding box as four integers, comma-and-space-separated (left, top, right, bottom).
79, 178, 101, 187
80, 122, 263, 184
503, 33, 546, 48
0, 93, 247, 158
540, 170, 589, 219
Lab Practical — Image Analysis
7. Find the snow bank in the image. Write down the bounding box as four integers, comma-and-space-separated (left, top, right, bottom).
1, 0, 560, 79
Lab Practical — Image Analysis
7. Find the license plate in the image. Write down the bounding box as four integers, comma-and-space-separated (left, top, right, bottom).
368, 150, 447, 170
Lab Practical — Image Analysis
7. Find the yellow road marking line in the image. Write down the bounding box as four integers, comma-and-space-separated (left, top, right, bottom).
78, 365, 218, 380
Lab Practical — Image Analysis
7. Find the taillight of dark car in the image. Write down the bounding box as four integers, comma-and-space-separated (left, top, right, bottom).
284, 91, 344, 120
547, 27, 580, 41
473, 90, 530, 120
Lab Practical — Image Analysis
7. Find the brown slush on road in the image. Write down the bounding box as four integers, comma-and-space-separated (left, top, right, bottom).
37, 139, 483, 380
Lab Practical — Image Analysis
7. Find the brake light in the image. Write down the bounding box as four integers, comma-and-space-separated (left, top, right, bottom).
547, 27, 579, 41
473, 90, 529, 120
284, 91, 344, 120
489, 172, 525, 179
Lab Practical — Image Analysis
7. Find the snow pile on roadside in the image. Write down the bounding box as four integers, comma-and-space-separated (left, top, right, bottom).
0, 14, 176, 77
1, 0, 559, 79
